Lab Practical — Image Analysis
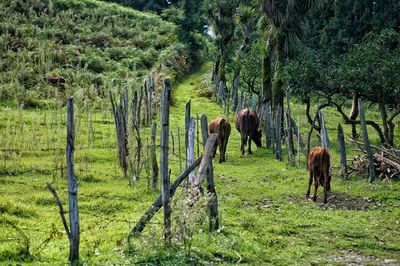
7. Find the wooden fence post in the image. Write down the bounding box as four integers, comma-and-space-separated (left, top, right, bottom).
268, 104, 275, 151
275, 105, 282, 161
359, 99, 376, 182
201, 115, 219, 231
110, 90, 129, 180
297, 116, 301, 167
171, 130, 175, 155
196, 113, 200, 158
185, 100, 191, 169
160, 79, 171, 244
318, 110, 329, 149
151, 122, 159, 190
66, 98, 79, 265
337, 123, 348, 179
286, 91, 295, 166
137, 87, 143, 126
178, 127, 182, 173
187, 119, 196, 184
291, 116, 306, 156
128, 157, 202, 239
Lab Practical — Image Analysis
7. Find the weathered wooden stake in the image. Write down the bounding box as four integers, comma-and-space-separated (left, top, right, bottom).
66, 98, 79, 265
151, 122, 159, 190
160, 79, 172, 244
196, 113, 200, 158
275, 105, 282, 160
297, 116, 301, 167
187, 119, 196, 184
359, 99, 376, 182
201, 115, 219, 231
291, 116, 306, 156
178, 127, 182, 173
337, 123, 348, 179
171, 130, 175, 155
185, 100, 191, 169
138, 86, 143, 126
286, 91, 295, 166
318, 110, 329, 149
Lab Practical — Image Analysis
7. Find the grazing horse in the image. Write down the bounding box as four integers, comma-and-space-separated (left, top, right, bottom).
235, 108, 262, 155
209, 118, 231, 163
306, 147, 331, 204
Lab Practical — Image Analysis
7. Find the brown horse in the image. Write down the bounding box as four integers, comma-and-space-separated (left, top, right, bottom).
235, 108, 262, 155
209, 118, 231, 163
306, 147, 331, 204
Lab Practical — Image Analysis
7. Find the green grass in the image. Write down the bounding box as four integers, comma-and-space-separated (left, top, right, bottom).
0, 0, 195, 107
0, 62, 400, 265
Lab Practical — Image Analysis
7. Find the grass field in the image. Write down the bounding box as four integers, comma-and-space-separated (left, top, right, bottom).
0, 63, 399, 265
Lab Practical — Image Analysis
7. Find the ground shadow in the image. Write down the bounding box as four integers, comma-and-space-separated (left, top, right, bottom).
287, 192, 376, 211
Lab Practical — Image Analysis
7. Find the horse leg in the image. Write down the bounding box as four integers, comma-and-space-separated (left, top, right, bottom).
323, 172, 329, 204
306, 170, 313, 198
241, 135, 246, 155
248, 135, 252, 154
312, 177, 318, 202
222, 136, 229, 162
218, 137, 223, 163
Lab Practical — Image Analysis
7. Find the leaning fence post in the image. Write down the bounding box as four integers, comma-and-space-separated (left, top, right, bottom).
359, 99, 376, 182
201, 115, 219, 231
160, 79, 172, 244
337, 123, 348, 180
66, 98, 80, 265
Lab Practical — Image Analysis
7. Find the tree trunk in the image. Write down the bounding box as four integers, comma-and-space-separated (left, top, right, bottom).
261, 52, 272, 104
378, 101, 389, 146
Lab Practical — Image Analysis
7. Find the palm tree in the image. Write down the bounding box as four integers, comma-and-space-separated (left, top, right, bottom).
261, 0, 321, 109
205, 0, 239, 84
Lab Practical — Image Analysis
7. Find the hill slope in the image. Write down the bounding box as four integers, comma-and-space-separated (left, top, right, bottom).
0, 0, 191, 106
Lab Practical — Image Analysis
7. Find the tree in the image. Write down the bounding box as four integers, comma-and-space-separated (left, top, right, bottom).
261, 0, 322, 109
205, 0, 239, 84
283, 30, 400, 146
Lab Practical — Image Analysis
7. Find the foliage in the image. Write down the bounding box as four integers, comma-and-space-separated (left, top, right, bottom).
283, 29, 400, 145
0, 0, 193, 105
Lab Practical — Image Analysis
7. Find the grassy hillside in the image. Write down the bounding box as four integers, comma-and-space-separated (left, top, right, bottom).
0, 63, 399, 265
0, 0, 194, 107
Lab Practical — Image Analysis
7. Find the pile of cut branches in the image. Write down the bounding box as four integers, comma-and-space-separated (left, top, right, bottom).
349, 141, 400, 180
